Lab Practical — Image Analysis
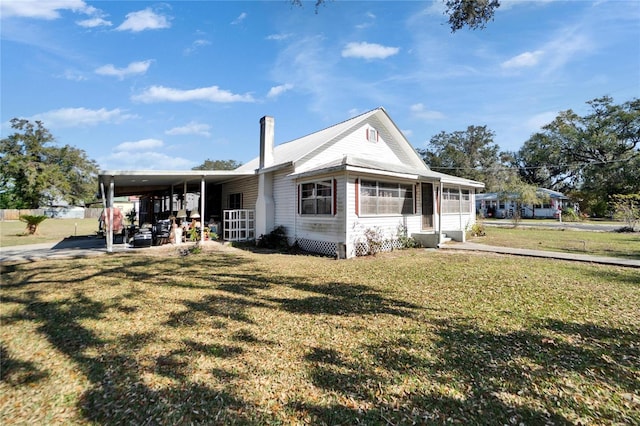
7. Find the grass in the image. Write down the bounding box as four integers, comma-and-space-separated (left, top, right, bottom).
0, 219, 100, 247
470, 225, 640, 260
1, 246, 639, 425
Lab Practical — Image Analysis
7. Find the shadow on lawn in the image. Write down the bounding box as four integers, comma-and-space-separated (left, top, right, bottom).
2, 251, 638, 424
297, 316, 638, 424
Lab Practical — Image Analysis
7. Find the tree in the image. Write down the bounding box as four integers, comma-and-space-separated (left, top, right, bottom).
19, 214, 47, 235
610, 193, 640, 231
418, 125, 508, 191
192, 159, 242, 171
444, 0, 500, 32
292, 0, 500, 32
514, 97, 640, 216
494, 174, 546, 227
0, 119, 99, 209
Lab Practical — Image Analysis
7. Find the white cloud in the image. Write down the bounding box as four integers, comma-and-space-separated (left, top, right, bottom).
132, 85, 255, 103
114, 139, 164, 152
355, 11, 376, 29
184, 39, 211, 55
30, 107, 136, 127
76, 17, 112, 28
410, 103, 446, 120
165, 122, 211, 137
60, 69, 87, 81
267, 84, 294, 98
116, 8, 171, 32
525, 111, 558, 132
501, 50, 544, 69
95, 60, 153, 80
266, 33, 293, 41
342, 42, 399, 60
0, 0, 94, 20
103, 150, 194, 171
231, 12, 247, 25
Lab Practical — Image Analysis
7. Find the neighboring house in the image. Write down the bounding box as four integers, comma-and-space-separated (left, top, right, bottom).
99, 108, 484, 257
476, 188, 571, 219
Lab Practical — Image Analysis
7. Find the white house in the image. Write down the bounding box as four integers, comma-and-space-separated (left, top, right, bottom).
99, 108, 484, 257
476, 188, 570, 219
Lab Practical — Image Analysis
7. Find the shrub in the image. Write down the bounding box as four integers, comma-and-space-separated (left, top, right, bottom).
19, 214, 47, 235
396, 224, 419, 249
561, 207, 581, 222
257, 225, 290, 251
469, 221, 486, 237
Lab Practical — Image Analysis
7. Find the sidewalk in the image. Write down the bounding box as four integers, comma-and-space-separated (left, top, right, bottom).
440, 241, 640, 268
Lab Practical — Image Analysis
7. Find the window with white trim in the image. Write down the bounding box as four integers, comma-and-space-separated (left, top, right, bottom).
442, 187, 472, 213
300, 180, 333, 215
360, 180, 414, 215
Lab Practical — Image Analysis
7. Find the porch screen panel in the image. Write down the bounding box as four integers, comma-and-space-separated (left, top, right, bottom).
360, 180, 414, 215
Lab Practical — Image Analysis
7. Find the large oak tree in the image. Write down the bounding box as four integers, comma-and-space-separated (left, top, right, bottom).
0, 119, 99, 209
513, 96, 640, 215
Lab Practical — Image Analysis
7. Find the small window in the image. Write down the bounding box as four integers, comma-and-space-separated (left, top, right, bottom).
366, 128, 378, 143
300, 180, 333, 215
229, 193, 242, 209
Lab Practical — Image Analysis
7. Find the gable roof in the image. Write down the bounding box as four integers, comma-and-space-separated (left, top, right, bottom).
236, 107, 427, 173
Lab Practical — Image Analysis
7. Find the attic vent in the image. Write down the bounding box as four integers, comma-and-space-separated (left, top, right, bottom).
366, 128, 378, 143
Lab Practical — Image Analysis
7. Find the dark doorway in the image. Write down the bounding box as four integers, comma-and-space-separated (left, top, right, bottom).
421, 183, 434, 230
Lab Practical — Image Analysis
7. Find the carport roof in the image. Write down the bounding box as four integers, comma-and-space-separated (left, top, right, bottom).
98, 170, 255, 196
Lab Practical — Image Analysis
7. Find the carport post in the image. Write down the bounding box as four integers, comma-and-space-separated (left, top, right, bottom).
107, 176, 114, 253
200, 176, 205, 244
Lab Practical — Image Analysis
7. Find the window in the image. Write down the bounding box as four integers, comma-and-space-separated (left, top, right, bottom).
366, 128, 378, 142
300, 180, 333, 215
360, 180, 413, 215
229, 193, 242, 209
442, 187, 472, 214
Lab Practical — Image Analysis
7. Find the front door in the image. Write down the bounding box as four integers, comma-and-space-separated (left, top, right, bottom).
421, 182, 434, 229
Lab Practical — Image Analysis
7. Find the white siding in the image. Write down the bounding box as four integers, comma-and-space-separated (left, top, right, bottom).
294, 173, 346, 244
296, 116, 424, 173
222, 176, 259, 210
272, 166, 296, 237
345, 175, 422, 258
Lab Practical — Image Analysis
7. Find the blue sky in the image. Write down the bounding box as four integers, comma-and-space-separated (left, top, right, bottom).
1, 0, 638, 171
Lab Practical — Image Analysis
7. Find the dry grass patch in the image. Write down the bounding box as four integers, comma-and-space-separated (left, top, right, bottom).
1, 248, 639, 425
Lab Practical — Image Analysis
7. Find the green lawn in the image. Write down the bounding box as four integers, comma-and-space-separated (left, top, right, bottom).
0, 218, 100, 247
471, 225, 640, 260
1, 247, 638, 425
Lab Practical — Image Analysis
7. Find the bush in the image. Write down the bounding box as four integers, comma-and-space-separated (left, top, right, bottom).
257, 225, 290, 251
561, 207, 581, 222
469, 221, 486, 237
19, 214, 47, 235
396, 224, 419, 249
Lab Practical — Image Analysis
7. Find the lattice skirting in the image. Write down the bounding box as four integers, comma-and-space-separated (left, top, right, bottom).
295, 238, 338, 257
354, 239, 403, 256
295, 238, 404, 257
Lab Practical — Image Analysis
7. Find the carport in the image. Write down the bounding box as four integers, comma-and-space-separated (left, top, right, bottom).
98, 170, 255, 252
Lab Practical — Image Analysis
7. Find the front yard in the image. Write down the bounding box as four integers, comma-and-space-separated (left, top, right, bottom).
1, 247, 638, 425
